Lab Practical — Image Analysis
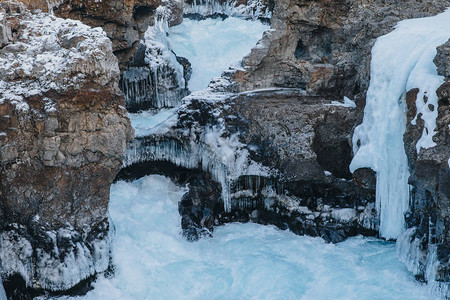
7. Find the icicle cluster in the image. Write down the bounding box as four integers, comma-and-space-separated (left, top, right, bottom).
124, 107, 273, 212
185, 0, 271, 18
124, 137, 232, 211
121, 66, 186, 111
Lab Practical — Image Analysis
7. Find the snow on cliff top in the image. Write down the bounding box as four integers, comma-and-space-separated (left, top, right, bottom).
0, 8, 119, 111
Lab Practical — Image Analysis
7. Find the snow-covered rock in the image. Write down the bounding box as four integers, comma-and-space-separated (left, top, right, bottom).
0, 2, 133, 294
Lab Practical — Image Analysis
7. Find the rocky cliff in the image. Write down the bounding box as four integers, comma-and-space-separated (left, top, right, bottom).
235, 0, 448, 100
0, 1, 133, 296
0, 0, 449, 297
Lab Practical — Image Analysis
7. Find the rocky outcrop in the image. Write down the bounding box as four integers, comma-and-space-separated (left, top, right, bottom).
0, 1, 133, 295
120, 88, 377, 243
12, 0, 162, 70
121, 19, 190, 113
399, 39, 450, 296
235, 0, 449, 101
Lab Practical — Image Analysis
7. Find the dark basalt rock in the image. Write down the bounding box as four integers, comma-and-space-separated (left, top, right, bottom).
400, 39, 450, 294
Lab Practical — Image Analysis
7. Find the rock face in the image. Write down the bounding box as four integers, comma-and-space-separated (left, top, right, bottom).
399, 39, 450, 294
235, 0, 449, 101
0, 1, 133, 294
120, 88, 377, 243
119, 0, 449, 296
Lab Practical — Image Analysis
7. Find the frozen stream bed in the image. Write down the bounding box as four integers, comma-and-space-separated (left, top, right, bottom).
59, 175, 431, 300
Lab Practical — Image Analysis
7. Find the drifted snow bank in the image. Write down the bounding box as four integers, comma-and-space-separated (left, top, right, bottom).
350, 9, 450, 240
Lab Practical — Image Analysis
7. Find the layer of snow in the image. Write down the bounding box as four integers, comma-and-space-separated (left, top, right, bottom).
167, 17, 269, 91
350, 9, 450, 240
0, 11, 118, 110
59, 175, 432, 300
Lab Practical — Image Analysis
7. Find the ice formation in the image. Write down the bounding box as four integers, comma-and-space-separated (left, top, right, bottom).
129, 108, 179, 137
0, 224, 110, 291
57, 175, 432, 300
121, 17, 186, 111
167, 17, 269, 91
124, 123, 272, 212
396, 226, 450, 298
350, 9, 450, 240
124, 16, 270, 211
184, 0, 271, 18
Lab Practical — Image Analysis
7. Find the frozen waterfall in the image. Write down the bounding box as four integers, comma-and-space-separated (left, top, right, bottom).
350, 9, 450, 240
184, 0, 271, 18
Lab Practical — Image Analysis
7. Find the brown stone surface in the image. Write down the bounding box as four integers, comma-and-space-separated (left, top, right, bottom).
235, 0, 449, 102
7, 0, 162, 69
0, 2, 133, 291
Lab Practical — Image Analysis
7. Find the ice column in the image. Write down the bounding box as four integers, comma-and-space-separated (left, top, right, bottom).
350, 9, 450, 240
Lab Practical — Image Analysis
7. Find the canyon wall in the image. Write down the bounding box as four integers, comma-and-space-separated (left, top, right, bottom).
0, 0, 448, 297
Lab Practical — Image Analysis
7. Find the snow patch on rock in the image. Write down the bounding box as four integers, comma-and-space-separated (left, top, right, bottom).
0, 9, 119, 110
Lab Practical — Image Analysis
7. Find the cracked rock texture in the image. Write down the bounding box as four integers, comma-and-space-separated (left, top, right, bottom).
14, 0, 162, 69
